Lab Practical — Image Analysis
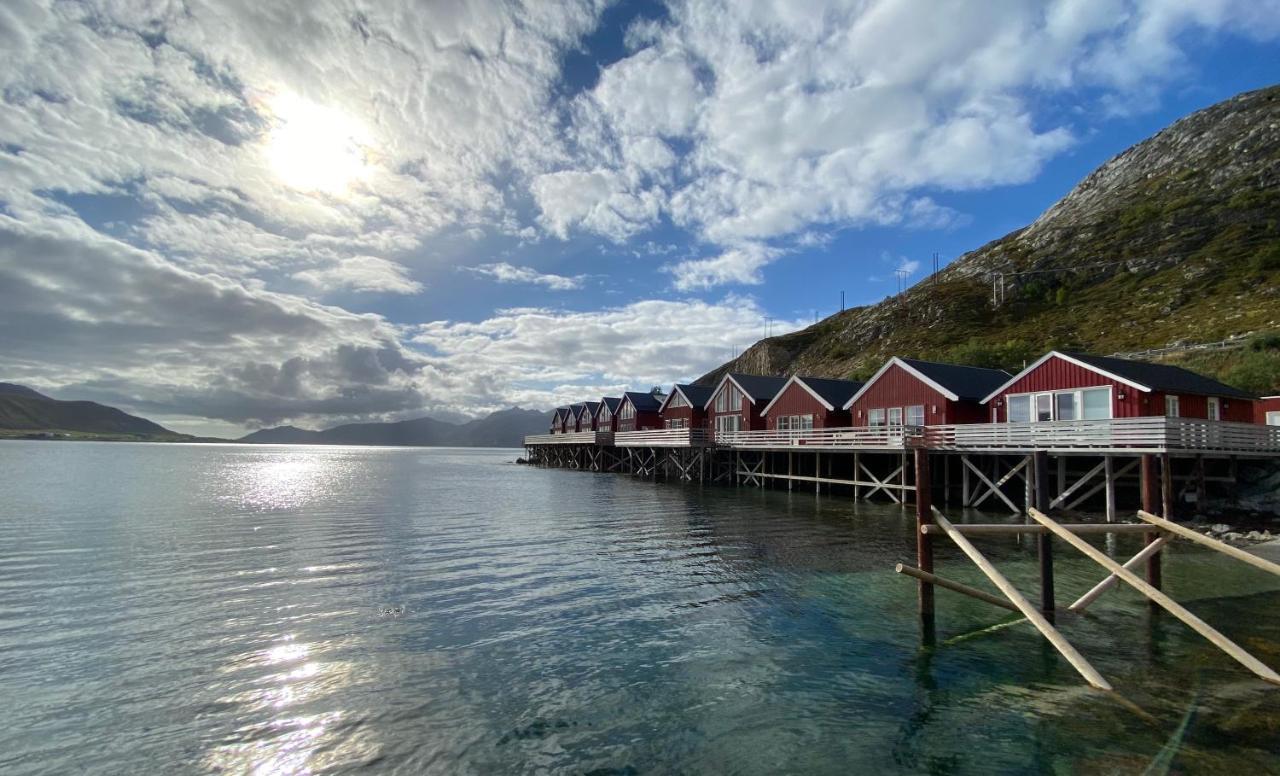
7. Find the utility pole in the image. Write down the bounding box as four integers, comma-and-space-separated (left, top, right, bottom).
933, 252, 940, 284
895, 269, 909, 296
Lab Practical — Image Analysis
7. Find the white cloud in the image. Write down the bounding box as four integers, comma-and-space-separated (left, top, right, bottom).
294, 256, 422, 294
467, 263, 586, 291
664, 243, 781, 291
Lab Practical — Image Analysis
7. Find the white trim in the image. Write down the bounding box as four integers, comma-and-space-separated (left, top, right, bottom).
760, 375, 835, 416
842, 357, 959, 410
980, 351, 1151, 404
1004, 385, 1113, 423
704, 374, 758, 410
658, 384, 700, 414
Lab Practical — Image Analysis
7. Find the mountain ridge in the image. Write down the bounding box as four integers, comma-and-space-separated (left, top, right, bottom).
238, 407, 548, 448
698, 84, 1280, 394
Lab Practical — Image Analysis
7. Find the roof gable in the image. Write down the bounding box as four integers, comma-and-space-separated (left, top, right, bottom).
660, 383, 714, 413
622, 391, 663, 412
844, 357, 1011, 409
761, 375, 864, 415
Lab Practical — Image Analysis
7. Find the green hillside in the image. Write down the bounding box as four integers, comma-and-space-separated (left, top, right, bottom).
700, 85, 1280, 394
0, 390, 189, 441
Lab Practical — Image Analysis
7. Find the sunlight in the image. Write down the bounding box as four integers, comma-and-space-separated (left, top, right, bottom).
263, 93, 373, 196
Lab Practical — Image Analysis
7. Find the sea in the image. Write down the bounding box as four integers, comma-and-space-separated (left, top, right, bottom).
1, 441, 1278, 774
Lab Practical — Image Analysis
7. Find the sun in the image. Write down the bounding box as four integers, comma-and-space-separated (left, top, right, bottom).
263, 94, 373, 196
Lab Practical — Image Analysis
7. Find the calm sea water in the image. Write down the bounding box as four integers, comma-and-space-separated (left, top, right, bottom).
1, 441, 1279, 774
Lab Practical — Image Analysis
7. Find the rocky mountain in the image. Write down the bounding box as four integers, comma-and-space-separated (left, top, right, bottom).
239, 407, 549, 448
699, 85, 1280, 394
0, 383, 181, 438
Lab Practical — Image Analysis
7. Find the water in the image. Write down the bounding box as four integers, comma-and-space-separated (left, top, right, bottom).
1, 442, 1279, 774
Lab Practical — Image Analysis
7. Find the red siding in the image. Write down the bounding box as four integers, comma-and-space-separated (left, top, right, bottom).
661, 401, 706, 429
705, 380, 768, 430
1258, 397, 1280, 424
616, 397, 661, 432
990, 354, 1253, 421
764, 382, 850, 429
848, 363, 965, 425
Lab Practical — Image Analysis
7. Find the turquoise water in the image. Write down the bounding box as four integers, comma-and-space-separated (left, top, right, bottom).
1, 441, 1278, 774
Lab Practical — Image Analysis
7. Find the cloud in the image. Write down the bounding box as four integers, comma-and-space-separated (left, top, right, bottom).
466, 262, 586, 291
664, 243, 781, 291
294, 256, 422, 294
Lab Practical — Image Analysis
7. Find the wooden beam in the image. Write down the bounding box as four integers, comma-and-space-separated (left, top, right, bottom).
1050, 460, 1105, 509
1029, 508, 1280, 686
1136, 510, 1280, 578
895, 563, 1018, 613
1068, 536, 1171, 612
930, 507, 1112, 691
919, 523, 1154, 536
915, 448, 934, 640
961, 455, 1020, 513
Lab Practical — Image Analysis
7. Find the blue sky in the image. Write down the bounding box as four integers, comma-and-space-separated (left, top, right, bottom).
0, 0, 1277, 437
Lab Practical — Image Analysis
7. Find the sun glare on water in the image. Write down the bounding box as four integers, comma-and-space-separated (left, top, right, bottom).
263, 94, 373, 196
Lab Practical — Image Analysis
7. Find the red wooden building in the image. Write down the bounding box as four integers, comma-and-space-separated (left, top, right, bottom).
550, 407, 569, 434
1259, 396, 1280, 426
704, 374, 788, 433
658, 384, 713, 429
616, 391, 664, 432
760, 376, 863, 430
844, 357, 1011, 427
982, 351, 1255, 423
566, 403, 586, 432
594, 397, 621, 432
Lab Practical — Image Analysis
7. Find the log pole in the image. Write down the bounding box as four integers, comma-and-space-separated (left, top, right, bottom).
1137, 510, 1280, 578
895, 563, 1018, 613
1140, 454, 1163, 598
1068, 536, 1171, 613
914, 448, 935, 644
1034, 451, 1054, 619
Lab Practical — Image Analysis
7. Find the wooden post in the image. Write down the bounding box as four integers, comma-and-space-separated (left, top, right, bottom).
853, 451, 860, 500
961, 455, 970, 506
1194, 455, 1206, 509
1140, 454, 1162, 595
787, 451, 793, 491
1104, 455, 1116, 523
943, 453, 951, 506
1023, 455, 1033, 512
1057, 456, 1067, 502
1034, 451, 1054, 620
815, 451, 821, 495
1160, 453, 1174, 519
914, 448, 935, 644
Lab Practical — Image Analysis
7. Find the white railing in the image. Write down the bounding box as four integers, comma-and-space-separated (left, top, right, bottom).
714, 426, 923, 449
922, 417, 1280, 454
614, 428, 713, 447
523, 431, 614, 446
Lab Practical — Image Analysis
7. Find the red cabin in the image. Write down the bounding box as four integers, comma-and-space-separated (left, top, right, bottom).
704, 373, 787, 433
659, 384, 713, 429
1259, 396, 1280, 426
982, 351, 1255, 423
550, 407, 569, 434
595, 397, 621, 432
616, 391, 664, 432
567, 403, 587, 432
760, 376, 863, 430
578, 401, 600, 432
845, 357, 1010, 427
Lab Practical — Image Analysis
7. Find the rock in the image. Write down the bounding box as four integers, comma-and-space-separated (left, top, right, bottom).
1223, 532, 1244, 541
1247, 530, 1266, 541
1209, 523, 1232, 535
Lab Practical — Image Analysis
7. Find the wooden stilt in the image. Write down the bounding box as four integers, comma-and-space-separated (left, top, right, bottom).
1194, 455, 1206, 509
1033, 451, 1054, 619
1104, 455, 1116, 523
1030, 508, 1280, 686
931, 508, 1111, 691
914, 448, 935, 643
896, 563, 1017, 613
1140, 454, 1162, 596
1160, 453, 1174, 520
961, 454, 970, 506
1069, 536, 1172, 612
1137, 510, 1280, 577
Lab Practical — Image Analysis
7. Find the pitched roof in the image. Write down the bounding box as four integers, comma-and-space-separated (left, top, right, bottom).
600, 396, 621, 412
980, 351, 1257, 403
661, 383, 714, 412
581, 401, 600, 417
723, 373, 788, 403
844, 357, 1011, 408
622, 391, 664, 412
1063, 352, 1254, 399
760, 375, 864, 415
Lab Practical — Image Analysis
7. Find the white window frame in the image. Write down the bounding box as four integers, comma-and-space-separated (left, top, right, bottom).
1207, 397, 1220, 421
1267, 411, 1280, 426
1005, 387, 1112, 423
905, 405, 925, 427
1165, 395, 1180, 418
888, 407, 903, 427
665, 417, 687, 429
868, 408, 886, 427
715, 414, 741, 433
669, 393, 687, 409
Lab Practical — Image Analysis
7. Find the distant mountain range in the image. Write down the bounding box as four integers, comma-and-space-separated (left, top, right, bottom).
0, 381, 549, 447
0, 382, 182, 439
238, 407, 548, 448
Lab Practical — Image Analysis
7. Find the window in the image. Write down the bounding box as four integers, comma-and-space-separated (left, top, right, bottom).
714, 383, 741, 413
868, 408, 886, 427
620, 402, 635, 420
906, 405, 925, 427
1035, 394, 1053, 422
778, 415, 813, 431
668, 393, 687, 409
600, 405, 611, 422
1082, 388, 1109, 420
665, 418, 687, 429
1207, 397, 1220, 421
1165, 395, 1180, 418
1007, 395, 1031, 423
1055, 392, 1077, 421
888, 407, 903, 427
715, 414, 740, 433
1268, 411, 1280, 426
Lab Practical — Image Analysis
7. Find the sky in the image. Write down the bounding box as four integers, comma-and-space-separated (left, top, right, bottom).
0, 0, 1278, 438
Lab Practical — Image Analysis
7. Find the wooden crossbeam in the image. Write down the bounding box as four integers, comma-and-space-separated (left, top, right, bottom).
1137, 510, 1280, 578
1050, 460, 1105, 509
860, 461, 903, 503
931, 508, 1111, 691
895, 563, 1019, 612
962, 456, 1020, 513
1069, 536, 1171, 612
1029, 508, 1280, 686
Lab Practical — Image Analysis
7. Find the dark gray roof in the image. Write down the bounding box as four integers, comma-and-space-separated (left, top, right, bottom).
796, 376, 865, 408
727, 373, 788, 403
899, 358, 1012, 401
582, 401, 600, 416
672, 383, 714, 408
601, 397, 621, 412
1062, 352, 1255, 400
623, 391, 663, 412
